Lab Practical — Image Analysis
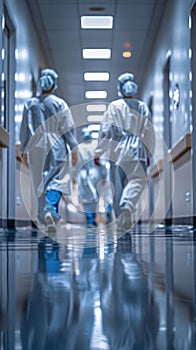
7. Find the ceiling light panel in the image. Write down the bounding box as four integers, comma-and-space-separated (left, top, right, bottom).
88, 124, 100, 131
86, 104, 107, 112
81, 16, 113, 29
91, 131, 99, 139
82, 49, 111, 59
84, 72, 109, 81
87, 115, 105, 122
85, 91, 107, 99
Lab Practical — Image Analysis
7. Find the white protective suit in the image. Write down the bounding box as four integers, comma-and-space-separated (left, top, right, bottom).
73, 138, 112, 216
95, 98, 155, 218
20, 94, 78, 198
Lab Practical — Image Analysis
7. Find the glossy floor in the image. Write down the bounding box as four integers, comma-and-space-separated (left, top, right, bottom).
0, 223, 196, 349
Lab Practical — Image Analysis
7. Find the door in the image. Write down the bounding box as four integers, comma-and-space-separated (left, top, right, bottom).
191, 3, 196, 227
0, 6, 16, 227
163, 56, 173, 226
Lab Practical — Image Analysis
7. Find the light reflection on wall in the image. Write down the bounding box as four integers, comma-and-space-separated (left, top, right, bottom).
15, 48, 29, 60
15, 90, 32, 99
15, 49, 32, 138
151, 76, 164, 160
1, 14, 5, 30
1, 48, 5, 60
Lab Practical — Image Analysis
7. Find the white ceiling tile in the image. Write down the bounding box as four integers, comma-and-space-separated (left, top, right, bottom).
39, 4, 78, 17
44, 17, 80, 30
116, 3, 155, 17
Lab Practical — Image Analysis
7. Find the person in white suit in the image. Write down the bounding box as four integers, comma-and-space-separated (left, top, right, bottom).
20, 68, 78, 230
74, 128, 113, 227
95, 72, 155, 231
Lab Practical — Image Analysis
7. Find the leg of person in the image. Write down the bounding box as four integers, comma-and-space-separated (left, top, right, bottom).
117, 160, 146, 231
120, 160, 146, 212
85, 212, 96, 227
44, 190, 62, 232
108, 163, 131, 231
106, 204, 113, 223
83, 202, 97, 227
110, 162, 125, 218
38, 193, 47, 224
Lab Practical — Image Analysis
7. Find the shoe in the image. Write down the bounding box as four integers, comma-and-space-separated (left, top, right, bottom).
44, 212, 56, 233
87, 222, 97, 228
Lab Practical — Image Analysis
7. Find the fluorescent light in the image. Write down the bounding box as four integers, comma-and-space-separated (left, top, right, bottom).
88, 124, 100, 131
84, 72, 109, 81
85, 91, 107, 99
82, 49, 111, 59
15, 73, 26, 82
86, 104, 107, 112
15, 114, 22, 123
2, 15, 5, 30
91, 132, 99, 139
81, 16, 113, 29
87, 115, 105, 122
2, 49, 5, 60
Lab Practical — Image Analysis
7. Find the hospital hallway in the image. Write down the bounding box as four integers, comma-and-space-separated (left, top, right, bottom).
1, 0, 196, 349
0, 222, 196, 350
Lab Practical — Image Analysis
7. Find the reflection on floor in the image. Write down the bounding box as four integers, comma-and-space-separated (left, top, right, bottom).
0, 223, 196, 349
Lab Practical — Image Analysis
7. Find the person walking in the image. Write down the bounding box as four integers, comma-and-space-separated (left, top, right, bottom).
95, 72, 155, 232
20, 68, 78, 231
73, 127, 113, 227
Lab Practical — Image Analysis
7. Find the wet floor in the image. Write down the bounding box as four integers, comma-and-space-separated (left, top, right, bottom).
0, 223, 196, 349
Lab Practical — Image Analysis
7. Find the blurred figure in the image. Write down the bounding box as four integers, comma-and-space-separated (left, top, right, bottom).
20, 235, 98, 350
95, 72, 155, 231
20, 236, 74, 350
73, 127, 113, 227
19, 231, 159, 350
100, 237, 160, 349
20, 68, 78, 231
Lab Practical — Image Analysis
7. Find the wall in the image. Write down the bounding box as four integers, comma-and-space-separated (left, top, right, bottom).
16, 160, 32, 223
141, 0, 194, 223
6, 0, 46, 141
0, 0, 48, 223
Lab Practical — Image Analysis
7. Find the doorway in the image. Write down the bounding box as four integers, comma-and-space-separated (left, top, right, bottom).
191, 3, 196, 227
0, 6, 16, 227
163, 56, 173, 226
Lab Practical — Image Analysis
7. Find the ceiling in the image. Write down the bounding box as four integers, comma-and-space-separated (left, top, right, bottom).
26, 0, 168, 108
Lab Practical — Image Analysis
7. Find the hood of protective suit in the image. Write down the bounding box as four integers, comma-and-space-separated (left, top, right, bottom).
39, 68, 58, 91
117, 72, 138, 98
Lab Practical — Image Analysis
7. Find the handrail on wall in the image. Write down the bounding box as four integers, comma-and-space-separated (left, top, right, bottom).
149, 132, 192, 178
16, 143, 22, 162
5, 132, 194, 170
168, 132, 191, 163
149, 159, 164, 178
16, 143, 29, 168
